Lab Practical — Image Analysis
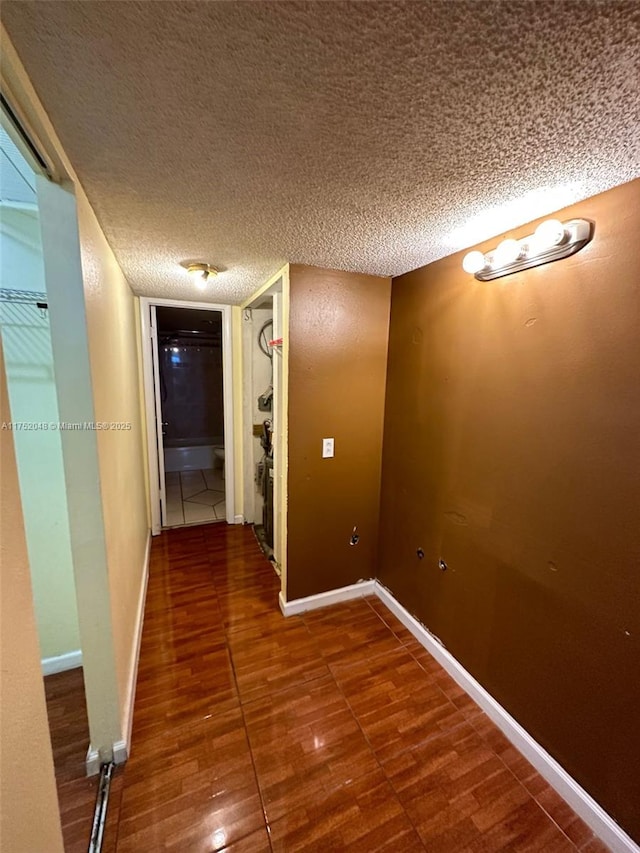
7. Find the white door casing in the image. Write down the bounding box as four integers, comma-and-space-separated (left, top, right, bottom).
148, 305, 167, 527
140, 297, 236, 534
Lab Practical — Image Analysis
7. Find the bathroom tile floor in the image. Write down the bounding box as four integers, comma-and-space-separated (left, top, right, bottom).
164, 468, 226, 527
99, 523, 609, 853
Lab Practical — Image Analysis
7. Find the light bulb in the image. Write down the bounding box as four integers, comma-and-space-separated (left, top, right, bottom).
462, 250, 487, 274
185, 263, 218, 285
194, 272, 208, 289
187, 265, 209, 286
529, 218, 566, 255
492, 238, 522, 268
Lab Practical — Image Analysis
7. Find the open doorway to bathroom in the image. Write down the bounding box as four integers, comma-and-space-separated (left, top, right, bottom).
157, 307, 226, 526
140, 298, 235, 534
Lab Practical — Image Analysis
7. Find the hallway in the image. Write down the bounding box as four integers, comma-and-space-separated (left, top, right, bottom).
102, 524, 606, 852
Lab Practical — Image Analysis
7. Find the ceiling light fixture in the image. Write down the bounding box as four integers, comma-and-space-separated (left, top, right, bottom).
186, 263, 218, 289
462, 218, 594, 281
446, 183, 584, 249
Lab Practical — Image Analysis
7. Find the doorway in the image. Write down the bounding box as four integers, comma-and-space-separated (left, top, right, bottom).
141, 298, 235, 533
241, 267, 289, 594
158, 306, 225, 525
243, 297, 275, 556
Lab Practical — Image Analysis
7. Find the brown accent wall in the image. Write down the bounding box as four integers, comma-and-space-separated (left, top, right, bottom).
378, 179, 640, 840
287, 265, 391, 600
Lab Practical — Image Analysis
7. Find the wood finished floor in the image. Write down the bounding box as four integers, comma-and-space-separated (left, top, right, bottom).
44, 666, 97, 852
101, 523, 610, 852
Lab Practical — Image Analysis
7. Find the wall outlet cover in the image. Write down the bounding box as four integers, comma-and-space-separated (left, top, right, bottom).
322, 438, 334, 458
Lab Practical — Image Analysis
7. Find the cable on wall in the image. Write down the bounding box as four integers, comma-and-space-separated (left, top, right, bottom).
258, 319, 273, 360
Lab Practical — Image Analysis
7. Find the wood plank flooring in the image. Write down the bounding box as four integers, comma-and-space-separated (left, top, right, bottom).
102, 523, 610, 852
44, 666, 97, 852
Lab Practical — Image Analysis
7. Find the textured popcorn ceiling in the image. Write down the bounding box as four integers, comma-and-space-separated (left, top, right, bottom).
3, 1, 639, 304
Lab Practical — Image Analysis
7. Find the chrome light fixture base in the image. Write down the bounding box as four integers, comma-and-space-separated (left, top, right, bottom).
469, 219, 594, 281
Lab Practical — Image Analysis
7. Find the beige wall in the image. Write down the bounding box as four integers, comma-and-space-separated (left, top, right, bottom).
287, 265, 391, 600
75, 184, 149, 737
0, 341, 64, 853
379, 179, 640, 841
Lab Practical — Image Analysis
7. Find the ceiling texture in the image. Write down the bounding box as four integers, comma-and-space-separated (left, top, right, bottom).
2, 1, 639, 304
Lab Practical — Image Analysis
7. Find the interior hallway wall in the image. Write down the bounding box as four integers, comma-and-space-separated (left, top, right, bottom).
75, 184, 149, 738
287, 265, 391, 600
0, 340, 65, 853
378, 179, 640, 841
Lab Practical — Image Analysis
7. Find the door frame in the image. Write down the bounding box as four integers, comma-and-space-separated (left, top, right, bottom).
240, 265, 289, 594
139, 296, 236, 534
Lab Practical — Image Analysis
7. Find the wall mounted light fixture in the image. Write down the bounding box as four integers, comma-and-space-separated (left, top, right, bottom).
462, 218, 594, 281
186, 263, 219, 288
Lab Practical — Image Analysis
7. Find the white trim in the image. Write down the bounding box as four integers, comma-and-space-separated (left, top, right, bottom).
85, 738, 128, 774
241, 265, 290, 594
139, 297, 237, 533
140, 301, 161, 534
119, 529, 151, 759
148, 306, 167, 527
234, 514, 245, 525
112, 740, 128, 765
221, 304, 236, 525
240, 263, 288, 311
279, 579, 375, 617
240, 306, 258, 525
374, 583, 639, 853
85, 745, 100, 777
41, 649, 82, 676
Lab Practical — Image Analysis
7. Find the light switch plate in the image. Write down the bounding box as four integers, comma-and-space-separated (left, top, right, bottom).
322, 437, 334, 458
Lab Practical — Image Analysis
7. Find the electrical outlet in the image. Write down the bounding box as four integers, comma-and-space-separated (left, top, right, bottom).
322, 437, 334, 458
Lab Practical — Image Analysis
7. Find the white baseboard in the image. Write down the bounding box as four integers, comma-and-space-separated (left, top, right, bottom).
112, 739, 128, 765
233, 513, 244, 525
85, 738, 127, 775
85, 745, 100, 777
41, 649, 82, 676
279, 579, 375, 617
119, 529, 151, 761
84, 527, 150, 776
374, 583, 639, 853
